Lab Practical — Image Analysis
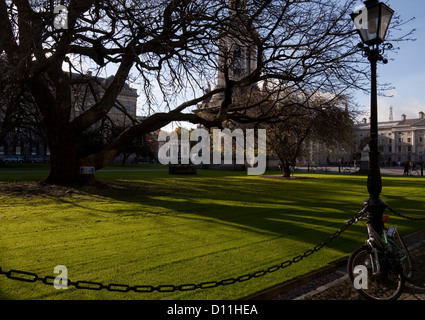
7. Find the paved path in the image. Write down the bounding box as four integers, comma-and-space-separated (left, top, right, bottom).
274, 232, 425, 300
296, 165, 418, 176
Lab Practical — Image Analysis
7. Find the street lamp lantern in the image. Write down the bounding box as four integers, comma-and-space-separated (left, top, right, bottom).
350, 0, 394, 46
351, 0, 394, 236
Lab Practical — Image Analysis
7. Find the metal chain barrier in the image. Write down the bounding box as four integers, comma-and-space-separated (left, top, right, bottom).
1, 202, 423, 293
0, 208, 366, 293
386, 205, 425, 221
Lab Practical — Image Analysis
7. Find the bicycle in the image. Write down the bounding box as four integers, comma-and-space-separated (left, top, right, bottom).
343, 167, 359, 174
408, 168, 419, 176
347, 200, 414, 300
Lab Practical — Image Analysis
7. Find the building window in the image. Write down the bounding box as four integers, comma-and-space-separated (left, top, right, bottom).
408, 138, 411, 143
232, 48, 242, 76
246, 49, 251, 74
15, 146, 22, 155
420, 137, 423, 143
125, 103, 133, 114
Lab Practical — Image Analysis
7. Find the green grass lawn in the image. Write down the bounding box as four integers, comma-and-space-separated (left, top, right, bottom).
0, 167, 424, 300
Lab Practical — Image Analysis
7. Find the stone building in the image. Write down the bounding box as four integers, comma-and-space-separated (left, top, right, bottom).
0, 73, 138, 162
201, 0, 258, 110
352, 112, 425, 165
197, 0, 354, 169
304, 140, 353, 167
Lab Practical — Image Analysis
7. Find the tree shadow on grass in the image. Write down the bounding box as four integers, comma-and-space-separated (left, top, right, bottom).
1, 175, 363, 237
3, 173, 423, 254
75, 175, 371, 251
2, 172, 425, 301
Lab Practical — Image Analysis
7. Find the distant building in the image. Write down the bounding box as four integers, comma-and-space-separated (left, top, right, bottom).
196, 1, 353, 169
304, 140, 353, 167
199, 0, 258, 111
0, 73, 139, 162
70, 73, 138, 127
352, 112, 425, 164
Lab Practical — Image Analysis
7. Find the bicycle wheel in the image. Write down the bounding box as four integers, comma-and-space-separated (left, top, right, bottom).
347, 245, 405, 300
388, 231, 414, 281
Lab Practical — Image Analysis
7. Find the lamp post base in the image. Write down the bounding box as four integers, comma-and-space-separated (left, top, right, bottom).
364, 197, 387, 237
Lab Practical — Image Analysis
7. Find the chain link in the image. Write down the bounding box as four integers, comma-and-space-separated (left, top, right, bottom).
1, 203, 421, 294
386, 205, 425, 221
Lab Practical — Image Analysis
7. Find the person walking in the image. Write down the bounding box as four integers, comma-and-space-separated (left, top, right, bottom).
404, 162, 409, 176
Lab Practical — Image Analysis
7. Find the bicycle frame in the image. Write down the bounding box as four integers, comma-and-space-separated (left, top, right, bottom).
365, 219, 386, 276
365, 218, 408, 277
384, 226, 409, 263
348, 201, 416, 300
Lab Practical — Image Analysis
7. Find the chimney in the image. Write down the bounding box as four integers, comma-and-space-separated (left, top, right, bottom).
420, 111, 424, 119
401, 114, 406, 121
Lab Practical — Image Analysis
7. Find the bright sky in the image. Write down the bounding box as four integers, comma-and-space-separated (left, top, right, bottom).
355, 0, 425, 123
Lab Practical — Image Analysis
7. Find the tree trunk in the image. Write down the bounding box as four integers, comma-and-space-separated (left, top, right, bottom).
282, 164, 291, 178
121, 153, 130, 167
43, 135, 90, 186
41, 110, 211, 186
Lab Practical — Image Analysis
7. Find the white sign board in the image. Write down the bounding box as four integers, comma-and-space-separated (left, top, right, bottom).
80, 166, 95, 175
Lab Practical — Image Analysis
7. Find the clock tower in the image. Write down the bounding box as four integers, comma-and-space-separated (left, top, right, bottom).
204, 0, 258, 109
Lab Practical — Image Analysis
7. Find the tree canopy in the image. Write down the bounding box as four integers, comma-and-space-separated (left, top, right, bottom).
0, 0, 407, 185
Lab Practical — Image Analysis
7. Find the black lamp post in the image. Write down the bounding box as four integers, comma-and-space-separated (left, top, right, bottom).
351, 0, 394, 233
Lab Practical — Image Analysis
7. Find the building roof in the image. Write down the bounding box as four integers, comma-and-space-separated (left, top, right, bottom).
354, 112, 425, 130
68, 72, 138, 97
396, 119, 420, 127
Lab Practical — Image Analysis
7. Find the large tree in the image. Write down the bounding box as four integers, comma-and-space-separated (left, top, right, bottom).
0, 0, 402, 185
265, 93, 354, 177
